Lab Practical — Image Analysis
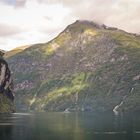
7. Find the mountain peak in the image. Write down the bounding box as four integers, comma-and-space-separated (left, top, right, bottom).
75, 20, 104, 28
65, 20, 119, 34
67, 20, 104, 30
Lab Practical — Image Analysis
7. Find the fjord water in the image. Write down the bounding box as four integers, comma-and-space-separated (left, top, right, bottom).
0, 112, 140, 140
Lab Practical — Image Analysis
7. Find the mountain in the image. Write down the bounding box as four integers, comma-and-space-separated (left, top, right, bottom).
0, 51, 14, 113
4, 45, 31, 58
5, 20, 140, 112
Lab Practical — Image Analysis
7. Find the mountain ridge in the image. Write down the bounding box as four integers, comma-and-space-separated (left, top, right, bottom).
6, 20, 140, 55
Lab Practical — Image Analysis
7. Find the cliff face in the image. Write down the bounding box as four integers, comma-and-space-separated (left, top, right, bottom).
6, 20, 140, 112
0, 51, 14, 113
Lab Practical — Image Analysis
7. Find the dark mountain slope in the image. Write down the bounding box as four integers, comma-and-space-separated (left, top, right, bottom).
0, 51, 14, 113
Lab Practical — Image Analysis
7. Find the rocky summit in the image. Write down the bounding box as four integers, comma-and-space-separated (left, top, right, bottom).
0, 50, 14, 113
5, 20, 140, 112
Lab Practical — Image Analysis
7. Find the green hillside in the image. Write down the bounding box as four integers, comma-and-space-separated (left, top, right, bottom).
6, 20, 140, 112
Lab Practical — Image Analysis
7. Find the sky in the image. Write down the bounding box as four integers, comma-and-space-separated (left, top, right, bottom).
0, 0, 140, 51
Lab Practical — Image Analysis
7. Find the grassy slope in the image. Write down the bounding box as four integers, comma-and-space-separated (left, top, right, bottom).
6, 21, 140, 112
0, 94, 15, 113
4, 45, 31, 58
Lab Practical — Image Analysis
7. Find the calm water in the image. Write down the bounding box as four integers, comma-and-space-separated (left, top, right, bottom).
0, 112, 140, 140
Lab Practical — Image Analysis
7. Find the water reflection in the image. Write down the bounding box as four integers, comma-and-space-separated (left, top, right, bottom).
0, 114, 13, 140
0, 112, 140, 140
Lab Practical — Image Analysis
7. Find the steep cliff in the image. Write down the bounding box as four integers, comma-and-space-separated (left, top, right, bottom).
6, 20, 140, 112
0, 51, 14, 113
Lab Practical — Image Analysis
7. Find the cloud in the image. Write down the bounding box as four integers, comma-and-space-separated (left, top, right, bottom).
0, 0, 72, 50
0, 0, 27, 7
36, 0, 83, 6
36, 0, 140, 33
0, 23, 23, 37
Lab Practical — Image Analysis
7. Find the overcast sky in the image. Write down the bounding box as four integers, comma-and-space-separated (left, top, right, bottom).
0, 0, 140, 50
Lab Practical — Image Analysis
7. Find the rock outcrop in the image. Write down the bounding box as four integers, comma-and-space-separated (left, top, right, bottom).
0, 51, 14, 113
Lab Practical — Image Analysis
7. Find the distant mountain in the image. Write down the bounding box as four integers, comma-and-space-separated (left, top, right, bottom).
6, 20, 140, 112
4, 45, 31, 58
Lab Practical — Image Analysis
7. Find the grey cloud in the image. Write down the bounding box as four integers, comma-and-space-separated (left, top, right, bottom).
0, 0, 27, 7
0, 0, 15, 5
44, 16, 53, 21
37, 0, 83, 6
0, 23, 23, 37
36, 0, 114, 7
15, 0, 27, 7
